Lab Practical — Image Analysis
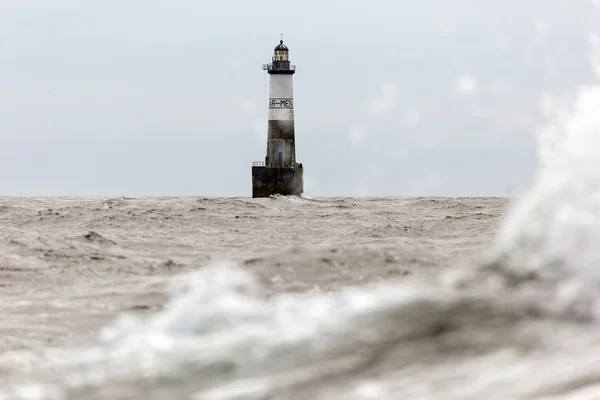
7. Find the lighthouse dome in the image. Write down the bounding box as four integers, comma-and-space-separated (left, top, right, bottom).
275, 40, 288, 50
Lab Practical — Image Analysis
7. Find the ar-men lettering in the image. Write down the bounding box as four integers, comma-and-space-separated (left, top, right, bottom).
268, 98, 294, 109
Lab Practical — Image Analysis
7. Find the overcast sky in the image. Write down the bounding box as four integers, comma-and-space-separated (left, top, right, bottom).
1, 0, 599, 197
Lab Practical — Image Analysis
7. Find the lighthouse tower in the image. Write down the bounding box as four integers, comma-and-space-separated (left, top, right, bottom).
251, 37, 304, 198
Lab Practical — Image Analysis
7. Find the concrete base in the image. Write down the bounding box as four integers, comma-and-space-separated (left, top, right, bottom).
252, 165, 304, 198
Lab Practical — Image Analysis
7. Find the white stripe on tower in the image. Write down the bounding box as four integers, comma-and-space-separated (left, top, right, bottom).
268, 74, 294, 122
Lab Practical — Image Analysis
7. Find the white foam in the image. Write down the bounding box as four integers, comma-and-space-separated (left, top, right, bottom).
0, 263, 451, 398
489, 82, 600, 281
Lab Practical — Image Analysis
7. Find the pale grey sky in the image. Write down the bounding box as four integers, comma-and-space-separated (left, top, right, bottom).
1, 0, 598, 196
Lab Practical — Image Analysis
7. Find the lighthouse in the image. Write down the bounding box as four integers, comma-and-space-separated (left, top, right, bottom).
251, 37, 304, 198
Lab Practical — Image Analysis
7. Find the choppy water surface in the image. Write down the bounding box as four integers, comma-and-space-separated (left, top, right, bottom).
0, 194, 507, 399
2, 63, 600, 400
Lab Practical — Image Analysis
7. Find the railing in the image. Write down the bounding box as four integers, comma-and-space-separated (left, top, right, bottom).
253, 161, 265, 167
262, 63, 296, 71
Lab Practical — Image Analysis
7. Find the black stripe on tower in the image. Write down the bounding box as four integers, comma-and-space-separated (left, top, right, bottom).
267, 120, 295, 140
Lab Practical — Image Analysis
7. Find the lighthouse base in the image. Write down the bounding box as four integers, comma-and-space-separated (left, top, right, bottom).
251, 165, 304, 198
